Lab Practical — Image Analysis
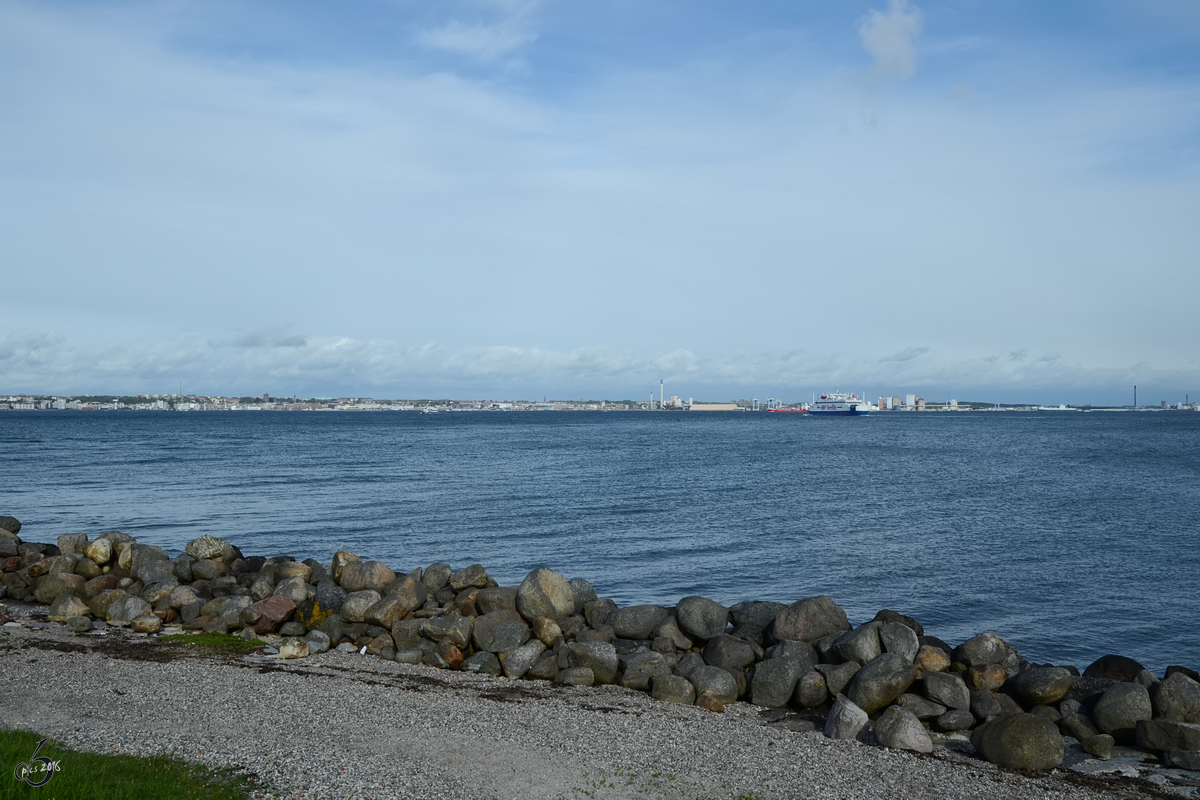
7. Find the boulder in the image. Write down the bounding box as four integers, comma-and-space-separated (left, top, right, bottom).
473, 611, 530, 653
584, 598, 618, 629
275, 562, 312, 582
66, 616, 93, 633
476, 586, 519, 615
313, 580, 348, 614
750, 657, 804, 708
382, 574, 428, 613
1162, 750, 1200, 770
391, 619, 423, 650
56, 533, 89, 555
1084, 654, 1146, 682
340, 590, 382, 623
1093, 681, 1152, 743
190, 559, 227, 582
279, 638, 310, 659
330, 550, 360, 584
516, 568, 574, 621
764, 640, 817, 670
1135, 719, 1200, 752
173, 555, 193, 583
874, 705, 933, 753
531, 616, 563, 646
567, 641, 619, 684
824, 694, 869, 740
894, 693, 948, 721
846, 653, 917, 715
620, 651, 671, 691
703, 634, 756, 670
129, 544, 169, 580
970, 713, 1064, 771
107, 595, 152, 627
771, 596, 850, 644
340, 560, 396, 593
936, 709, 975, 732
273, 576, 309, 605
688, 665, 739, 704
49, 592, 90, 622
449, 563, 488, 591
652, 674, 697, 705
423, 616, 473, 650
568, 578, 597, 613
879, 622, 920, 663
1154, 673, 1200, 723
463, 651, 503, 676
185, 535, 235, 563
923, 671, 971, 711
1061, 712, 1099, 741
794, 671, 828, 708
953, 632, 1008, 667
873, 609, 924, 637
730, 600, 786, 630
675, 596, 729, 642
88, 589, 127, 619
304, 630, 331, 655
653, 617, 693, 651
816, 661, 861, 697
1082, 734, 1114, 759
1006, 666, 1073, 708
557, 667, 595, 686
136, 559, 175, 586
130, 614, 162, 634
610, 605, 669, 640
965, 664, 1007, 692
0, 516, 21, 535
364, 596, 412, 628
421, 562, 452, 593
73, 557, 102, 579
835, 622, 883, 664
245, 596, 297, 634
34, 573, 85, 605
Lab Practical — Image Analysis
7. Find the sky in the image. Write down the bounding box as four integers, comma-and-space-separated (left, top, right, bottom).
2, 1, 1198, 404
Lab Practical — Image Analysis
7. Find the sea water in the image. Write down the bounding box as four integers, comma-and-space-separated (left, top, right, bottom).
3, 409, 1197, 671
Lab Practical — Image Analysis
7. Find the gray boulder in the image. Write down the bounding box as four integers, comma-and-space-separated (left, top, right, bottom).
703, 634, 756, 670
423, 616, 473, 650
33, 573, 85, 605
129, 544, 169, 580
835, 621, 883, 664
340, 590, 382, 623
764, 640, 817, 671
652, 674, 696, 705
56, 533, 89, 555
771, 596, 850, 644
391, 619, 423, 650
729, 600, 786, 630
846, 653, 917, 715
449, 563, 488, 591
273, 576, 309, 604
1061, 712, 1099, 741
364, 596, 411, 628
340, 560, 396, 593
304, 630, 331, 655
816, 661, 861, 697
675, 596, 729, 642
473, 611, 530, 653
568, 578, 597, 613
1093, 681, 1152, 743
610, 605, 669, 640
750, 657, 804, 708
879, 622, 920, 662
422, 562, 452, 593
1154, 673, 1200, 723
923, 671, 971, 711
894, 693, 947, 721
556, 667, 595, 686
874, 705, 933, 753
824, 694, 869, 740
1083, 654, 1145, 682
1006, 666, 1074, 708
953, 632, 1009, 667
49, 592, 90, 622
970, 713, 1064, 770
1135, 719, 1200, 752
463, 651, 503, 676
653, 617, 693, 651
516, 567, 575, 621
66, 615, 93, 633
935, 709, 975, 732
568, 641, 619, 684
1162, 750, 1200, 770
1083, 734, 1114, 759
794, 671, 828, 708
476, 586, 519, 615
107, 595, 153, 627
185, 535, 235, 563
313, 580, 348, 614
620, 651, 671, 691
500, 639, 546, 679
0, 515, 21, 535
583, 598, 617, 629
688, 665, 739, 704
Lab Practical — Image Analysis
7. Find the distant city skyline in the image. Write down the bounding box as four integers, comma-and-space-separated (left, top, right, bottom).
2, 1, 1197, 406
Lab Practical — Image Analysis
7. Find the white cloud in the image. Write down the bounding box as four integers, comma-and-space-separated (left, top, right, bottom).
858, 0, 923, 78
416, 19, 537, 62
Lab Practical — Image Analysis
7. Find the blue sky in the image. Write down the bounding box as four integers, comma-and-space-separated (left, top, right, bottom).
2, 1, 1198, 403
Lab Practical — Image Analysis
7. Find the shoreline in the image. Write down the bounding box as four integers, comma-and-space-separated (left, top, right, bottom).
3, 518, 1199, 797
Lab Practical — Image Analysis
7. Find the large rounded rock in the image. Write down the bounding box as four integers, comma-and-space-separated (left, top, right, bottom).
568, 578, 597, 613
449, 563, 488, 591
364, 596, 411, 628
794, 670, 828, 708
382, 574, 428, 612
500, 640, 546, 679
879, 622, 920, 663
874, 705, 933, 753
245, 596, 297, 634
1084, 654, 1146, 682
846, 653, 917, 715
129, 544, 169, 579
83, 538, 113, 566
971, 713, 1064, 770
1135, 719, 1200, 752
273, 576, 310, 604
56, 533, 88, 556
610, 605, 669, 640
816, 661, 861, 697
703, 634, 756, 670
923, 671, 970, 710
1007, 666, 1074, 708
750, 657, 804, 708
771, 596, 850, 644
136, 559, 175, 586
473, 610, 530, 652
1154, 673, 1200, 723
34, 573, 85, 605
423, 616, 473, 650
675, 596, 729, 642
185, 535, 235, 563
652, 674, 696, 705
0, 516, 21, 535
421, 562, 452, 593
340, 590, 381, 623
1093, 681, 1153, 743
340, 560, 396, 593
953, 632, 1009, 667
824, 694, 869, 740
49, 592, 90, 622
330, 550, 360, 583
689, 665, 739, 704
516, 568, 575, 621
275, 561, 312, 582
835, 622, 882, 664
620, 651, 671, 692
568, 641, 619, 684
476, 586, 519, 615
107, 595, 152, 627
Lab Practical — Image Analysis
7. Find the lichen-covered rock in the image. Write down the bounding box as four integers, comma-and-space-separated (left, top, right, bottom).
688, 665, 739, 704
568, 641, 619, 684
794, 670, 828, 708
874, 705, 933, 753
49, 592, 90, 622
1154, 673, 1200, 723
652, 674, 696, 705
824, 694, 869, 740
749, 657, 803, 708
185, 535, 235, 563
923, 671, 971, 711
340, 590, 381, 623
449, 563, 488, 591
846, 653, 917, 715
703, 634, 756, 670
953, 632, 1009, 668
970, 713, 1064, 770
130, 614, 162, 634
1093, 681, 1152, 743
771, 596, 850, 644
620, 651, 671, 692
107, 595, 152, 627
279, 637, 310, 659
473, 611, 530, 653
1007, 666, 1074, 708
500, 639, 545, 679
516, 567, 574, 621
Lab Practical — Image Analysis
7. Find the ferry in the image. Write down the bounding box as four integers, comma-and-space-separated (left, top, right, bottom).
767, 407, 808, 413
809, 391, 871, 416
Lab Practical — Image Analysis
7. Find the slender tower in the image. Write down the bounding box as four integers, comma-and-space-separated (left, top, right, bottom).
660, 380, 664, 410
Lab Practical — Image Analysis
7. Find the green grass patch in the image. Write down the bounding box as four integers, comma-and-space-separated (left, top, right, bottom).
1, 729, 264, 799
158, 632, 263, 652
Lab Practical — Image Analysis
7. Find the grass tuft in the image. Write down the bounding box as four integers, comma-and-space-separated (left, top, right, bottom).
1, 729, 264, 799
159, 632, 263, 652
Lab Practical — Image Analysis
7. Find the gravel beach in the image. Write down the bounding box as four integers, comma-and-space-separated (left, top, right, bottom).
0, 612, 1160, 800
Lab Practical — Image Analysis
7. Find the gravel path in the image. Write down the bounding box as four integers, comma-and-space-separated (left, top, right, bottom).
0, 619, 1159, 800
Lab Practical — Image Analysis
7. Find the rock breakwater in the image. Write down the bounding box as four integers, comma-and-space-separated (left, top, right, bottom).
2, 516, 1199, 785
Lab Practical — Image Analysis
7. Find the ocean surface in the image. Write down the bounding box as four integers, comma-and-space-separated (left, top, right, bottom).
2, 409, 1197, 672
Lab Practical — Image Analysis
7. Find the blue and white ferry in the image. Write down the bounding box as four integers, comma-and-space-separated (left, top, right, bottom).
809, 391, 871, 416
